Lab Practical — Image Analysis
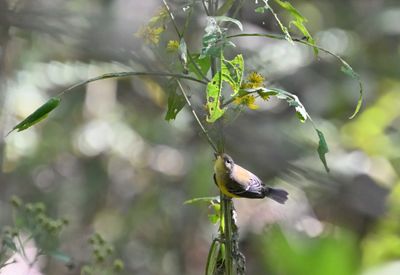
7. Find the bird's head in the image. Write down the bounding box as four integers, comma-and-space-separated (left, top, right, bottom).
215, 153, 235, 173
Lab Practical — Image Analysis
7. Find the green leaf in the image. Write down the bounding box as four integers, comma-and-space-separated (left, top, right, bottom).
316, 129, 330, 172
208, 214, 220, 224
165, 81, 186, 121
187, 54, 211, 80
206, 72, 226, 123
200, 17, 234, 59
221, 54, 244, 96
254, 87, 310, 122
273, 0, 318, 54
205, 239, 220, 275
214, 16, 243, 31
7, 97, 61, 135
184, 196, 219, 205
340, 62, 363, 119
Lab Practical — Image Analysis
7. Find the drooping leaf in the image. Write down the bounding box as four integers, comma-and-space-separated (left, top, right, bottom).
239, 87, 330, 171
165, 80, 186, 121
221, 54, 244, 95
316, 129, 330, 172
205, 239, 220, 275
340, 62, 363, 119
187, 54, 211, 80
273, 0, 317, 54
7, 97, 61, 135
214, 16, 243, 31
206, 72, 226, 123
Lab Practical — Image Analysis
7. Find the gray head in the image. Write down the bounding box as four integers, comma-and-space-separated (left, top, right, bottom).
221, 153, 234, 171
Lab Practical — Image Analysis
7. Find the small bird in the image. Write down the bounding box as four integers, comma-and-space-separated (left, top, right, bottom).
214, 154, 289, 204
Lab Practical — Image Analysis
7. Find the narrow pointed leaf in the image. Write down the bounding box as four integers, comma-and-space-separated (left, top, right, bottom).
8, 97, 61, 135
316, 129, 330, 172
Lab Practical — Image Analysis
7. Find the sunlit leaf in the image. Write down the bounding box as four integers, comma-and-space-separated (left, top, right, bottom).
221, 54, 244, 95
208, 214, 220, 224
7, 97, 61, 135
206, 72, 226, 123
316, 129, 330, 172
165, 81, 186, 121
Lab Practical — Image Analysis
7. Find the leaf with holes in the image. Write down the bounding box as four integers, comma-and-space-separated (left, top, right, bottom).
221, 54, 244, 96
206, 72, 226, 122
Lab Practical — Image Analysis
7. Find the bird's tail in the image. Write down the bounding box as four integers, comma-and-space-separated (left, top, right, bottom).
264, 187, 288, 204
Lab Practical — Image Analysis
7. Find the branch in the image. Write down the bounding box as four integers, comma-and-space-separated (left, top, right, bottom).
176, 80, 218, 153
57, 71, 207, 97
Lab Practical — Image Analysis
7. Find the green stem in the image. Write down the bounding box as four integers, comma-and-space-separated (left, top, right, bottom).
176, 80, 218, 153
57, 71, 207, 97
221, 194, 234, 275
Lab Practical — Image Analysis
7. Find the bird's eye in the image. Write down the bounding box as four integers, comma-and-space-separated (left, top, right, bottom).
224, 158, 231, 164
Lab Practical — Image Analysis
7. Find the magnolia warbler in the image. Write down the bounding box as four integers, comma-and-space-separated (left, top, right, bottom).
214, 154, 288, 204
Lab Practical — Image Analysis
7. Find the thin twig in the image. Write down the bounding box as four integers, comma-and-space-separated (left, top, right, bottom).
176, 80, 218, 153
163, 0, 211, 82
57, 71, 207, 97
161, 0, 182, 38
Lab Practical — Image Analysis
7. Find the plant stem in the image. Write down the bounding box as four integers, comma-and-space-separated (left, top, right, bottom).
57, 71, 207, 97
176, 80, 218, 153
221, 194, 234, 275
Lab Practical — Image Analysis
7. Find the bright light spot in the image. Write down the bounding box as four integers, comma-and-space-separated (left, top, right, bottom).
379, 9, 400, 35
148, 145, 185, 176
316, 28, 351, 55
74, 120, 114, 157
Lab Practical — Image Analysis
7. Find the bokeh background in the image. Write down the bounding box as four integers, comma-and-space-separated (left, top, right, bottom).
1, 0, 400, 274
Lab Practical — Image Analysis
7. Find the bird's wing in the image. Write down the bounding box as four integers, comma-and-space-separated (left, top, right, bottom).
227, 165, 265, 198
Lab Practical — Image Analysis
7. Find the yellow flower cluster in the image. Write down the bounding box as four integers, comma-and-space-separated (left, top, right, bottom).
137, 26, 164, 45
234, 95, 259, 110
166, 40, 179, 52
136, 7, 168, 45
241, 72, 265, 89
